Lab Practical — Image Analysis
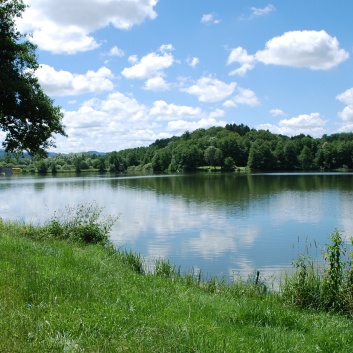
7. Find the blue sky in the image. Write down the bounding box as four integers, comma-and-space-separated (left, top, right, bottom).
8, 0, 353, 153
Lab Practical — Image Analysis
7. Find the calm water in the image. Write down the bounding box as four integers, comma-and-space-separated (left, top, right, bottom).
1, 172, 353, 281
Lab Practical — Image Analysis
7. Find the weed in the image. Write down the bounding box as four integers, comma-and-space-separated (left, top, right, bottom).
282, 229, 353, 315
154, 259, 177, 278
323, 229, 346, 309
44, 202, 119, 245
119, 249, 145, 274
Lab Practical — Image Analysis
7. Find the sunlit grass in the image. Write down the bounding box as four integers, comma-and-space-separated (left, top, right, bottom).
1, 214, 353, 352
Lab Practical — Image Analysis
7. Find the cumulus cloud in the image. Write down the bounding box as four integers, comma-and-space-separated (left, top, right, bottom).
121, 50, 174, 80
18, 0, 158, 54
182, 77, 236, 103
255, 30, 349, 70
223, 88, 260, 108
234, 88, 260, 106
227, 47, 256, 76
201, 13, 221, 24
337, 88, 353, 107
99, 92, 148, 121
257, 113, 327, 137
150, 101, 202, 120
57, 92, 156, 152
227, 31, 348, 75
336, 88, 353, 132
144, 76, 171, 91
36, 65, 114, 96
54, 89, 229, 152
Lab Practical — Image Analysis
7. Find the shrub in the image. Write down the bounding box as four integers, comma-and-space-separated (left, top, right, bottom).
45, 202, 119, 245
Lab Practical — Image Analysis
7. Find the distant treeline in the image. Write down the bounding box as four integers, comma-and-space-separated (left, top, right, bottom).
2, 124, 353, 173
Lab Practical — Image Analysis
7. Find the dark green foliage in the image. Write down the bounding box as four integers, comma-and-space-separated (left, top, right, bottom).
36, 160, 48, 174
152, 148, 172, 171
248, 139, 276, 170
204, 145, 223, 168
0, 0, 66, 156
171, 142, 203, 171
223, 156, 236, 171
3, 124, 353, 172
225, 123, 251, 136
299, 145, 314, 169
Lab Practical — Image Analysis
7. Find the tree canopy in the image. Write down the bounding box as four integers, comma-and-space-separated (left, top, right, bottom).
0, 0, 66, 156
2, 124, 353, 173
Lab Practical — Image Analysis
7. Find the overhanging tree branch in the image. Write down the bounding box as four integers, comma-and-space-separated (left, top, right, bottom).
0, 0, 66, 157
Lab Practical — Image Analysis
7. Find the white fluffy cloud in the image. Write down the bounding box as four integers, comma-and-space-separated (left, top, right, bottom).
227, 30, 348, 75
58, 92, 156, 152
270, 109, 287, 117
99, 92, 148, 121
122, 48, 174, 80
337, 88, 353, 106
257, 113, 327, 137
182, 77, 236, 103
144, 76, 171, 91
55, 91, 228, 152
36, 65, 114, 96
234, 88, 260, 107
150, 101, 202, 120
18, 0, 158, 54
223, 88, 260, 108
256, 30, 349, 70
227, 47, 256, 76
336, 88, 353, 132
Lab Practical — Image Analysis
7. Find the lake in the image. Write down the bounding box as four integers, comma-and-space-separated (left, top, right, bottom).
1, 172, 353, 282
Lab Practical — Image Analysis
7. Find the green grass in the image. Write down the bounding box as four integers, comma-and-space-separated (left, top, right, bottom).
1, 217, 353, 352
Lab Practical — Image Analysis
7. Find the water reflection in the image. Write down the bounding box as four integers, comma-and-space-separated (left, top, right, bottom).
1, 172, 353, 280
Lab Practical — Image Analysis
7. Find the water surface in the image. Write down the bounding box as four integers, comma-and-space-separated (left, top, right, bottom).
1, 172, 352, 280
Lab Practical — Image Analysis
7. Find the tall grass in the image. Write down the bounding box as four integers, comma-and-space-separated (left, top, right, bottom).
281, 229, 353, 315
5, 201, 120, 245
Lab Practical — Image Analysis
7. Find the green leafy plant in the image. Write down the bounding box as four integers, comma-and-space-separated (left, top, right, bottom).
282, 229, 353, 314
119, 249, 145, 274
154, 259, 177, 278
45, 202, 119, 245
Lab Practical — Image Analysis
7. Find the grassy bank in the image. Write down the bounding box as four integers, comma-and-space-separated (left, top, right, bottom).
1, 210, 353, 352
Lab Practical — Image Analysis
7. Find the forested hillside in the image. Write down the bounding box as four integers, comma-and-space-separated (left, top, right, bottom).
2, 124, 353, 173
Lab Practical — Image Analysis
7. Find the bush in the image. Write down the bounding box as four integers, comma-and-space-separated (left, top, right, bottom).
45, 202, 119, 245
